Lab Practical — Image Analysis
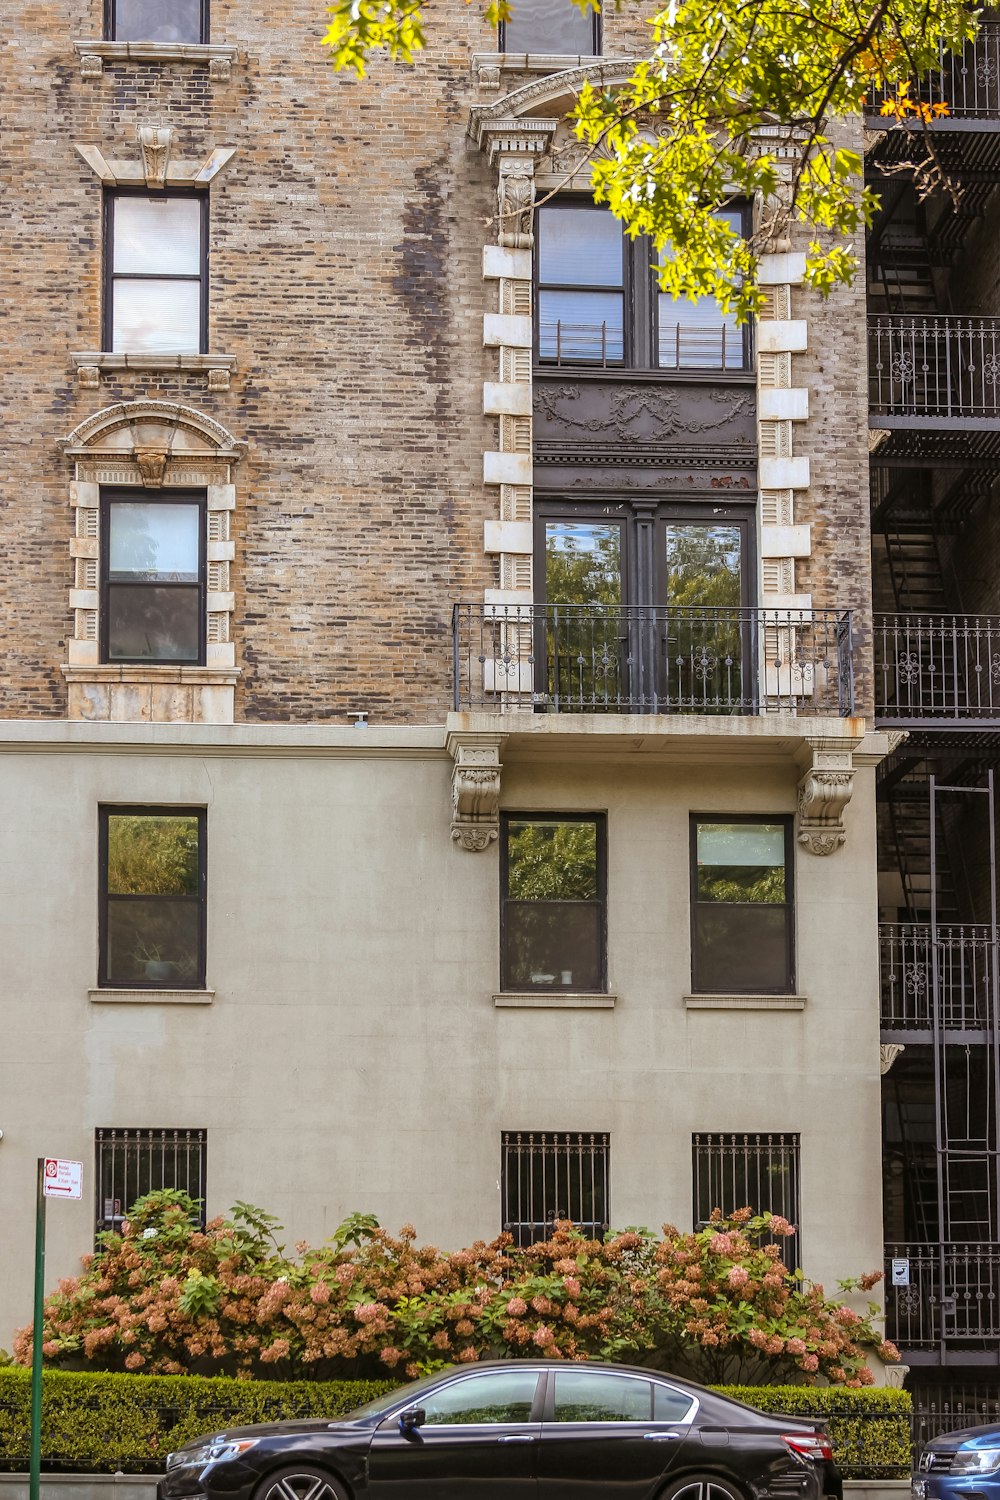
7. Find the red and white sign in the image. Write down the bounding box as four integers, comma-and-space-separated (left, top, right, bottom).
43, 1159, 83, 1199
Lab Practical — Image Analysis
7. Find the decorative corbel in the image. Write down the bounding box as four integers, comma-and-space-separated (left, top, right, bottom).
447, 732, 506, 851
497, 158, 537, 248
795, 736, 858, 855
136, 125, 174, 190
880, 1043, 906, 1075
131, 419, 176, 488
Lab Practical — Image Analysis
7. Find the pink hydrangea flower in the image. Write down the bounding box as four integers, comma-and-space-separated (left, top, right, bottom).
727, 1265, 750, 1290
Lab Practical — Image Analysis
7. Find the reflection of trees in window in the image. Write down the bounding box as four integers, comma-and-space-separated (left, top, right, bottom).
691, 819, 793, 993
502, 816, 605, 992
100, 809, 205, 989
545, 523, 621, 607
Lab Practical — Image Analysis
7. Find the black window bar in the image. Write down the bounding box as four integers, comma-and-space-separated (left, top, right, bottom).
501, 1130, 610, 1247
95, 1126, 207, 1241
692, 1131, 801, 1266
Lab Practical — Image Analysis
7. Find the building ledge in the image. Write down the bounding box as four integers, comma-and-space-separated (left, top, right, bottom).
72, 353, 237, 390
473, 50, 605, 76
62, 666, 240, 684
685, 994, 807, 1010
89, 988, 215, 1005
72, 40, 240, 78
493, 992, 617, 1009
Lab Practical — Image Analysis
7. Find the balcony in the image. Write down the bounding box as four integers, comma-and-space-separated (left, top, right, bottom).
885, 1242, 1000, 1353
870, 315, 1000, 422
868, 24, 1000, 123
875, 614, 1000, 725
453, 603, 855, 716
880, 923, 998, 1036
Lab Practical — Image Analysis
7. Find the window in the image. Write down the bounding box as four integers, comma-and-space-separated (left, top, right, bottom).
536, 201, 748, 371
99, 807, 207, 989
105, 191, 207, 354
499, 0, 599, 55
551, 1370, 695, 1423
95, 1127, 207, 1239
419, 1371, 541, 1426
501, 813, 606, 991
106, 0, 207, 44
101, 492, 205, 664
690, 817, 794, 993
692, 1132, 800, 1266
501, 1130, 610, 1246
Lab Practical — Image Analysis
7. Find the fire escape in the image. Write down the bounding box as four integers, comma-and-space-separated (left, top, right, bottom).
868, 19, 1000, 1385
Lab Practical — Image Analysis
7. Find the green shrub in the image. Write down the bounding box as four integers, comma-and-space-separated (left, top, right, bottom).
718, 1384, 913, 1479
0, 1368, 395, 1473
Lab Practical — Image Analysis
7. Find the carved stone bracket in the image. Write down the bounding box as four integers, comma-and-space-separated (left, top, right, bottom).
883, 1362, 910, 1388
880, 1043, 906, 1076
447, 732, 507, 851
137, 125, 174, 189
795, 736, 859, 855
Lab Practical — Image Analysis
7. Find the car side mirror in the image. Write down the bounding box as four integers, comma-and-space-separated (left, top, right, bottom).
399, 1406, 426, 1433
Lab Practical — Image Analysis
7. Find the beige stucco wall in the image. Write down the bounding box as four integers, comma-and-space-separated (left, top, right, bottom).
0, 722, 884, 1352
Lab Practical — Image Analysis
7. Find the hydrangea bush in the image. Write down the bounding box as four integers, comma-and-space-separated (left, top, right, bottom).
15, 1194, 896, 1385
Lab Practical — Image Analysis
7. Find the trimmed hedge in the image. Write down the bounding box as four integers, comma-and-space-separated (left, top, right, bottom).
0, 1368, 912, 1479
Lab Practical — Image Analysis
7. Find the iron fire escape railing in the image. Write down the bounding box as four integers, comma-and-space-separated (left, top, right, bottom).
880, 923, 998, 1032
884, 1242, 1000, 1348
868, 23, 1000, 120
452, 603, 855, 716
869, 316, 1000, 420
875, 614, 1000, 722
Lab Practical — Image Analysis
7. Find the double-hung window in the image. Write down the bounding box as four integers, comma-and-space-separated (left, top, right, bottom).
536, 201, 748, 371
99, 807, 207, 989
101, 491, 205, 665
501, 1131, 610, 1246
95, 1127, 207, 1239
106, 0, 207, 42
105, 191, 207, 354
690, 816, 794, 993
501, 812, 606, 992
499, 0, 599, 55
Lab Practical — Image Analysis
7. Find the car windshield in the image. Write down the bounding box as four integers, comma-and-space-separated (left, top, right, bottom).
340, 1371, 457, 1423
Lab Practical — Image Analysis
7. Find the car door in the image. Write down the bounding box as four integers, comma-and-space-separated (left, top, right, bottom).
536, 1369, 696, 1500
366, 1366, 542, 1500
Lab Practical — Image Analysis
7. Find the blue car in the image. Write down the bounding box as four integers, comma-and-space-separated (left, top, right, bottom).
914, 1425, 1000, 1500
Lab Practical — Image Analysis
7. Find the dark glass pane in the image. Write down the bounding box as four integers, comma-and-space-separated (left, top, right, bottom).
538, 207, 622, 286
539, 289, 624, 362
506, 819, 598, 899
106, 898, 201, 985
503, 1135, 608, 1241
109, 502, 199, 580
113, 0, 203, 40
553, 1372, 652, 1423
696, 822, 786, 903
107, 814, 200, 895
653, 1384, 695, 1422
503, 0, 595, 53
421, 1372, 539, 1426
107, 583, 201, 662
545, 522, 622, 606
503, 901, 602, 989
693, 904, 790, 992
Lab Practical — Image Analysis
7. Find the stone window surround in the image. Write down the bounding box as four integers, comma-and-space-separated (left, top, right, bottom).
73, 40, 240, 80
58, 400, 245, 725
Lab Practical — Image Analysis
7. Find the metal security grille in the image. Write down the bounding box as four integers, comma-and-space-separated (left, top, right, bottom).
692, 1132, 800, 1265
501, 1131, 610, 1247
95, 1127, 207, 1239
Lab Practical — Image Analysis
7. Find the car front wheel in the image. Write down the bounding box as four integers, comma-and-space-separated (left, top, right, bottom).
659, 1475, 747, 1500
252, 1465, 347, 1500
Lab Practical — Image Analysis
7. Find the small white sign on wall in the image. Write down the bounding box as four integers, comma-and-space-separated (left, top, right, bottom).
890, 1256, 910, 1287
42, 1159, 84, 1200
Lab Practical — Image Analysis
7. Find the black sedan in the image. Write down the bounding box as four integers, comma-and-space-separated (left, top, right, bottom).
159, 1359, 842, 1500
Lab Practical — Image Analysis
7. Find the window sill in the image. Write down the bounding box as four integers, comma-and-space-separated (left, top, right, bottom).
72, 353, 237, 390
494, 992, 617, 1009
473, 51, 603, 76
534, 365, 755, 386
684, 994, 806, 1011
73, 40, 240, 79
89, 988, 214, 1005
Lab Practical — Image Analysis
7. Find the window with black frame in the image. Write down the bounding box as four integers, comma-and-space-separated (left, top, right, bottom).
501, 813, 606, 992
106, 0, 206, 41
692, 1132, 800, 1266
501, 1131, 610, 1246
95, 1127, 207, 1240
499, 0, 599, 55
101, 492, 205, 664
99, 808, 206, 989
691, 817, 794, 993
536, 201, 748, 371
105, 191, 206, 354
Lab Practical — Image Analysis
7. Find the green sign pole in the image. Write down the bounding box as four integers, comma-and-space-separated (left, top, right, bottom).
29, 1158, 46, 1500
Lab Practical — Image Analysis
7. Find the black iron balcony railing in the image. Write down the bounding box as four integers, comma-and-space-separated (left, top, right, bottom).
453, 603, 855, 716
869, 316, 1000, 421
885, 1242, 1000, 1348
880, 923, 998, 1031
875, 613, 1000, 722
538, 317, 750, 371
868, 23, 1000, 120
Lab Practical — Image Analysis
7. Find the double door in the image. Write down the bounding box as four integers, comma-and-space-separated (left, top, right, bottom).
535, 500, 755, 713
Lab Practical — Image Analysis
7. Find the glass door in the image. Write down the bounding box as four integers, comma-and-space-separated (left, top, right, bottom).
538, 518, 626, 710
659, 520, 750, 711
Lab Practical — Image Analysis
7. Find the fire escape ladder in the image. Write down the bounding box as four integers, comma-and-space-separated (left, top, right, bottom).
892, 1075, 939, 1243
886, 771, 962, 921
884, 526, 952, 614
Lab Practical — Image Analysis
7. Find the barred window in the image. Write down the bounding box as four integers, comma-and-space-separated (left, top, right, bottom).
501, 1131, 609, 1247
692, 1132, 800, 1265
95, 1127, 207, 1240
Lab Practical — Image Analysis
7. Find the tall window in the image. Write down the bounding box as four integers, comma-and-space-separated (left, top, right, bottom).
105, 191, 207, 354
499, 0, 599, 55
501, 813, 606, 992
99, 808, 207, 989
101, 492, 205, 664
95, 1127, 207, 1239
536, 202, 748, 371
501, 1131, 610, 1246
690, 817, 794, 993
692, 1132, 800, 1265
106, 0, 206, 42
